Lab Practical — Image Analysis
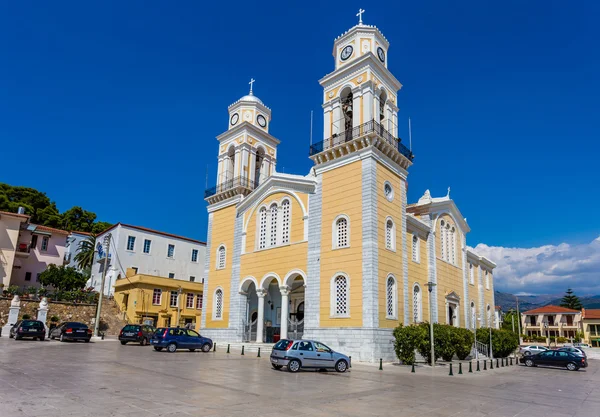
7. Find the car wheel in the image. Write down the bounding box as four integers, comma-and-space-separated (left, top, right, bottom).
140, 338, 147, 346
154, 347, 163, 352
120, 341, 127, 345
525, 359, 534, 367
201, 343, 211, 352
167, 343, 177, 353
524, 351, 531, 356
566, 362, 579, 371
9, 334, 13, 339
272, 364, 283, 370
287, 359, 301, 373
14, 335, 21, 341
335, 360, 348, 373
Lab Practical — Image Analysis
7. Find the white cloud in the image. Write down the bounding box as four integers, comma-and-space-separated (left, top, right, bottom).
473, 236, 600, 295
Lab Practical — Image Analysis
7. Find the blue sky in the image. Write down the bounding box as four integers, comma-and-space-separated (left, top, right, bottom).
1, 2, 599, 293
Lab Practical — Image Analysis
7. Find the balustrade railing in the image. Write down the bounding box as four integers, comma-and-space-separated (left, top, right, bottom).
309, 119, 414, 161
204, 176, 257, 199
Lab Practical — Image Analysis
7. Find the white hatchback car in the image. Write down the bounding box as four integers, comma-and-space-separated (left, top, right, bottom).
520, 345, 549, 356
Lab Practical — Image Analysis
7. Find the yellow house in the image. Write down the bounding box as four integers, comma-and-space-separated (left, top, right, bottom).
200, 18, 497, 361
113, 269, 203, 331
582, 308, 600, 347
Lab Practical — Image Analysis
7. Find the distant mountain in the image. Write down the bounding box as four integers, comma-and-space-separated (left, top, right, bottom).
494, 291, 600, 311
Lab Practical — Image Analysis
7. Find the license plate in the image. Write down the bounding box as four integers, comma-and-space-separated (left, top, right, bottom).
76, 330, 85, 333
29, 329, 37, 332
272, 359, 278, 363
125, 333, 134, 336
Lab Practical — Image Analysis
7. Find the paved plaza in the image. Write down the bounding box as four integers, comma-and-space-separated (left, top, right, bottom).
0, 337, 599, 417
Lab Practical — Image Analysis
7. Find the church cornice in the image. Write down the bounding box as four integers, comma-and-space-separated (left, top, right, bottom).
320, 53, 402, 92
216, 122, 281, 147
333, 24, 390, 49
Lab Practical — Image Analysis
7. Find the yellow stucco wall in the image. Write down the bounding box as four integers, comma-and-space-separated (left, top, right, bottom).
376, 164, 404, 328
582, 318, 600, 345
320, 161, 363, 327
407, 229, 429, 324
240, 243, 308, 287
435, 214, 463, 325
204, 205, 237, 328
484, 269, 494, 324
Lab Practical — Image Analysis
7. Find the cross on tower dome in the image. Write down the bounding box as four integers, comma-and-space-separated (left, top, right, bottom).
356, 8, 365, 25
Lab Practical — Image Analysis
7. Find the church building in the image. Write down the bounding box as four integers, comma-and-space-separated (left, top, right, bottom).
200, 15, 496, 361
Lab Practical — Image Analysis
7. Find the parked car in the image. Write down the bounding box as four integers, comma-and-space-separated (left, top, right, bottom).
520, 350, 587, 371
9, 320, 46, 341
150, 328, 213, 353
573, 343, 591, 349
556, 346, 587, 358
49, 322, 92, 342
519, 345, 549, 356
119, 324, 156, 346
270, 339, 350, 373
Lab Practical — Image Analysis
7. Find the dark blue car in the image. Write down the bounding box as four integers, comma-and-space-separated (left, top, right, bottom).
150, 328, 213, 353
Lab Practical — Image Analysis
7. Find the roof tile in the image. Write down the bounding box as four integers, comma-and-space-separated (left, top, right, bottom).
522, 305, 581, 315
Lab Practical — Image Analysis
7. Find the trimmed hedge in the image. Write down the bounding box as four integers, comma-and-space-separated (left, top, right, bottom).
476, 327, 519, 358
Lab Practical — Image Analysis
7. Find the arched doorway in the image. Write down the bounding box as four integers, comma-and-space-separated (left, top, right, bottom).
240, 277, 258, 342
284, 270, 306, 340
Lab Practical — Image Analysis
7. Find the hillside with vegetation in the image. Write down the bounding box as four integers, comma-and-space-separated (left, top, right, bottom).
0, 183, 111, 234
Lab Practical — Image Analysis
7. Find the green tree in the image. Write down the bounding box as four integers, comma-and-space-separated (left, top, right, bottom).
91, 221, 112, 234
61, 206, 97, 232
74, 235, 96, 272
501, 310, 522, 333
452, 327, 475, 360
560, 288, 583, 310
39, 265, 88, 291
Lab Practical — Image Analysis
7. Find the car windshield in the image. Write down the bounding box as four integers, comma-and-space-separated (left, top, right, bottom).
21, 321, 43, 328
273, 340, 293, 350
66, 322, 88, 329
123, 325, 140, 331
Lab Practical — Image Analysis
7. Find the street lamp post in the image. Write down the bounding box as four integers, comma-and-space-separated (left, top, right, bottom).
516, 296, 522, 346
426, 281, 436, 367
94, 234, 111, 337
489, 321, 494, 360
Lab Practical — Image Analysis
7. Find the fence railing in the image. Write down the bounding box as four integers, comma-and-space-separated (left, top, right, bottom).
204, 176, 258, 199
309, 119, 414, 161
474, 340, 489, 358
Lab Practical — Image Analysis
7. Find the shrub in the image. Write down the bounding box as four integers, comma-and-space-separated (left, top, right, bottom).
22, 314, 31, 320
393, 324, 427, 365
477, 327, 519, 357
557, 336, 568, 344
436, 325, 455, 361
6, 285, 21, 296
452, 327, 475, 360
50, 315, 59, 322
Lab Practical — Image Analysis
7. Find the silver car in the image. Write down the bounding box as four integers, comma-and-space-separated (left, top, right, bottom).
520, 345, 549, 356
270, 339, 350, 373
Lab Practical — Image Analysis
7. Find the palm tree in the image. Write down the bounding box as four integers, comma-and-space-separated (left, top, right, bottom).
74, 235, 96, 272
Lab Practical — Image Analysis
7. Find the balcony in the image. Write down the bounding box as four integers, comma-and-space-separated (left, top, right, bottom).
15, 243, 31, 257
204, 176, 258, 204
309, 120, 414, 169
96, 252, 112, 264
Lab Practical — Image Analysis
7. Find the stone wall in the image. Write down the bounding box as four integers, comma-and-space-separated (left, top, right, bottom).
0, 297, 127, 335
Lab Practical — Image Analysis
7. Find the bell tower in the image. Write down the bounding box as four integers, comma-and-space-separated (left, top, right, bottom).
205, 80, 280, 205
310, 11, 412, 169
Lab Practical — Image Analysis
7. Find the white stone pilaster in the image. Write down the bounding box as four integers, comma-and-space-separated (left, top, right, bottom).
279, 286, 290, 340
361, 157, 378, 328
256, 289, 266, 343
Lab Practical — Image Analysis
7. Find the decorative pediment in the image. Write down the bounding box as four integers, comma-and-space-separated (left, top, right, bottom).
445, 291, 461, 303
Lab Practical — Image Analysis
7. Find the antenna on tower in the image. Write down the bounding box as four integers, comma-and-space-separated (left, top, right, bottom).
309, 110, 314, 147
205, 165, 209, 189
408, 117, 413, 151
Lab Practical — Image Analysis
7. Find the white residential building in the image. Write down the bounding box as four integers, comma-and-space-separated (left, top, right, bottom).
64, 231, 93, 272
89, 223, 206, 296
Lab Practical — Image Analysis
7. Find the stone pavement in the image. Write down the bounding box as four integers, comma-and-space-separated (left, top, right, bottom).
0, 337, 598, 417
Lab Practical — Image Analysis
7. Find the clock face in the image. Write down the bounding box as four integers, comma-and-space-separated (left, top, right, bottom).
230, 113, 239, 126
340, 45, 353, 61
377, 47, 386, 63
257, 114, 267, 128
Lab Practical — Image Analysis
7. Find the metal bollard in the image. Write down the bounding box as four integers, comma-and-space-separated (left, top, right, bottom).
213, 343, 216, 352
510, 357, 513, 366
484, 360, 487, 370
496, 358, 499, 368
458, 363, 463, 375
501, 358, 504, 367
449, 363, 454, 376
257, 347, 261, 358
468, 361, 473, 373
241, 345, 244, 355
379, 358, 383, 370
411, 363, 415, 373
349, 356, 352, 368
490, 359, 494, 369
227, 344, 230, 354
476, 360, 480, 372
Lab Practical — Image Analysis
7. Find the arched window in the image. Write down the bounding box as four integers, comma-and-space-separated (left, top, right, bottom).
450, 227, 456, 264
258, 207, 267, 249
413, 284, 422, 323
486, 304, 491, 327
214, 288, 223, 320
469, 263, 474, 285
485, 270, 489, 289
216, 245, 226, 269
340, 88, 354, 138
386, 275, 397, 319
333, 216, 349, 249
440, 220, 446, 261
281, 199, 290, 244
385, 218, 395, 251
269, 203, 278, 247
331, 274, 349, 317
412, 235, 420, 262
471, 301, 476, 329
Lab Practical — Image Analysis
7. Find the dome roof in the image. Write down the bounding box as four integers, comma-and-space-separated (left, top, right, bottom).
238, 92, 264, 105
